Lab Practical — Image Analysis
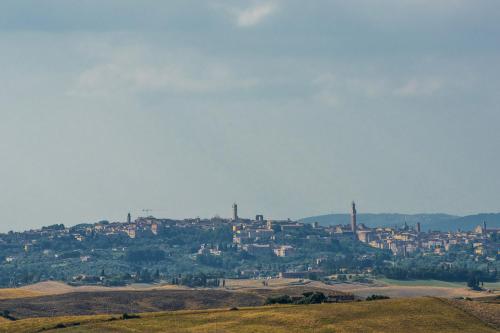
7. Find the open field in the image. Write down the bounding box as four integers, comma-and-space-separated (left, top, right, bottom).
19, 281, 185, 294
0, 282, 133, 300
0, 297, 498, 333
329, 283, 487, 299
0, 281, 188, 301
223, 278, 307, 289
376, 278, 500, 291
376, 278, 467, 288
0, 278, 495, 305
223, 278, 497, 299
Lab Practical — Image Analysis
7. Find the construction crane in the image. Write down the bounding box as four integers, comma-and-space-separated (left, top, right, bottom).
139, 208, 171, 216
142, 209, 153, 217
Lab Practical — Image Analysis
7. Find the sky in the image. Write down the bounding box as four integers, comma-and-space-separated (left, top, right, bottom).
1, 1, 499, 231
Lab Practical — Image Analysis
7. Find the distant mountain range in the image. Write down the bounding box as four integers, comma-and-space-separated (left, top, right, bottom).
299, 213, 500, 231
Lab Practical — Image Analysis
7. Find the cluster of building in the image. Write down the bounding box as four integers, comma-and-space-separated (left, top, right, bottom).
231, 203, 299, 257
229, 202, 499, 262
355, 219, 498, 261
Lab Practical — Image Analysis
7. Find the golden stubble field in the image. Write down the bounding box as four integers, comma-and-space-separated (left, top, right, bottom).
0, 297, 498, 333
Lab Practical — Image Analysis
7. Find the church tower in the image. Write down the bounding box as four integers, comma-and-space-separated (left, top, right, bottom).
232, 203, 238, 221
351, 201, 357, 239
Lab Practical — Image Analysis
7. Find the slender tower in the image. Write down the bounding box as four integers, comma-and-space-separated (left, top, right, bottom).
232, 203, 238, 221
127, 212, 131, 224
416, 222, 421, 233
351, 201, 357, 239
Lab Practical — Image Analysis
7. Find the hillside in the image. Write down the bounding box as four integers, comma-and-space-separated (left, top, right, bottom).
300, 213, 500, 231
0, 298, 497, 333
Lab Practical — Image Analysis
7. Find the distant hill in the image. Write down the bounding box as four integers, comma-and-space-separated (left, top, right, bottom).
438, 213, 500, 232
299, 213, 500, 231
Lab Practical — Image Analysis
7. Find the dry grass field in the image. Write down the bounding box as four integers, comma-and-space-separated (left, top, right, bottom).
445, 298, 500, 328
20, 281, 186, 294
0, 289, 44, 301
329, 284, 487, 299
0, 297, 497, 333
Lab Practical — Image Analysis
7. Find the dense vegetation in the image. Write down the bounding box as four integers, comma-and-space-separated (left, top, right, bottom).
366, 294, 390, 301
375, 253, 498, 284
265, 292, 327, 305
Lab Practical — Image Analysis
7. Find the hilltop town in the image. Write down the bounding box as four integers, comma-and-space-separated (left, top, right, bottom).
0, 203, 498, 288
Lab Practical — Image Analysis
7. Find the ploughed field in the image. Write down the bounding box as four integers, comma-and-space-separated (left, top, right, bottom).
0, 289, 262, 319
0, 286, 344, 318
0, 297, 498, 333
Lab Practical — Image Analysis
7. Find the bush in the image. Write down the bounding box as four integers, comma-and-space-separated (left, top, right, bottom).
295, 292, 327, 304
122, 313, 141, 320
265, 295, 293, 305
0, 310, 16, 321
366, 294, 390, 301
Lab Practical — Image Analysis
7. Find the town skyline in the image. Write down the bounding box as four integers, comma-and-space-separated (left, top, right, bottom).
2, 199, 500, 234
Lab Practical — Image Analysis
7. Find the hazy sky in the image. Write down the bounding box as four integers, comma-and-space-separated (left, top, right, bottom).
1, 1, 499, 231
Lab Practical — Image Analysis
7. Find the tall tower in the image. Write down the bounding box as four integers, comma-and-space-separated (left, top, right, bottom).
416, 222, 421, 233
232, 203, 238, 221
351, 201, 357, 238
127, 212, 131, 224
483, 221, 487, 234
